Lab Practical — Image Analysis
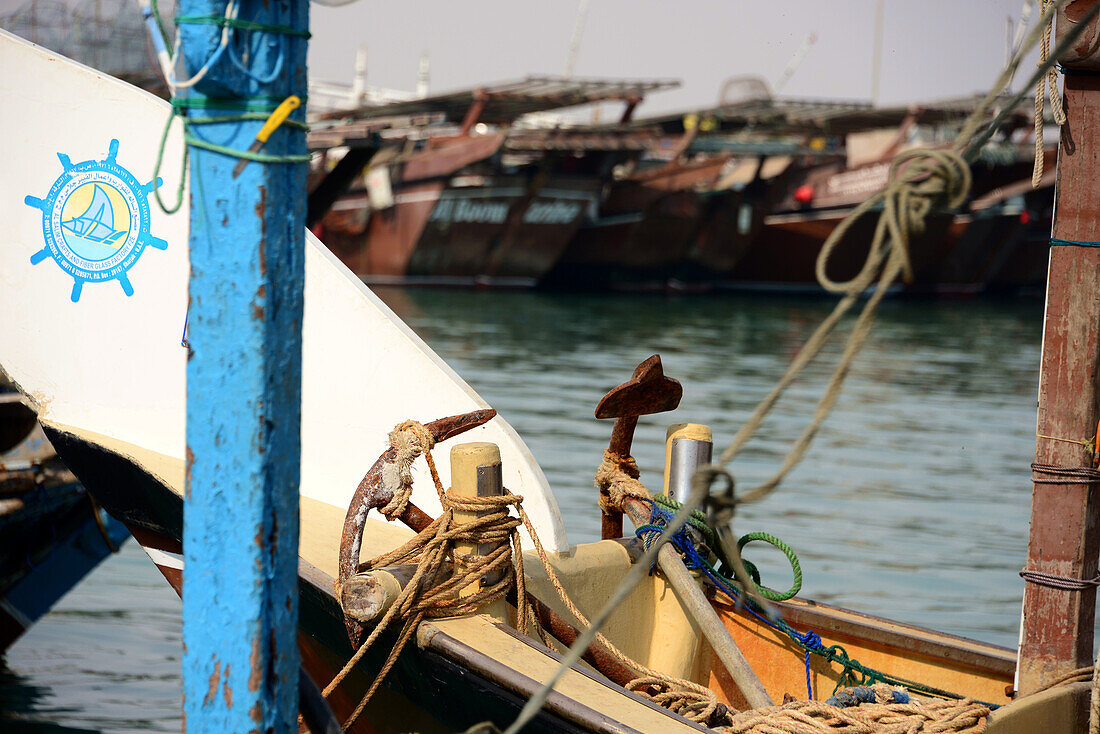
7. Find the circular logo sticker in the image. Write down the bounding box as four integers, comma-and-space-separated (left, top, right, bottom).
25, 139, 167, 302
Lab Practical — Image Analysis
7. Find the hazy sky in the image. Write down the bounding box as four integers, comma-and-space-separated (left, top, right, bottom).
0, 0, 1044, 116
308, 0, 1042, 115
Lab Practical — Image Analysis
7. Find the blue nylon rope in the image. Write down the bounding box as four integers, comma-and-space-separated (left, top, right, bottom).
634, 500, 1001, 708
1050, 237, 1100, 247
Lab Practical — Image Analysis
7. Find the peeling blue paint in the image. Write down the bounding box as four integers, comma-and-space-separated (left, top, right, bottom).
180, 1, 309, 731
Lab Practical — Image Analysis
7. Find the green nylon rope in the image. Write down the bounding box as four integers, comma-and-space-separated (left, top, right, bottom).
650, 494, 802, 601
173, 95, 305, 112
736, 531, 803, 602
175, 14, 311, 37
154, 100, 312, 215
149, 0, 170, 49
652, 493, 717, 546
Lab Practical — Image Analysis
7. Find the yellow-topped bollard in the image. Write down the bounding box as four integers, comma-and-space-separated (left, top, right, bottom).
450, 442, 509, 619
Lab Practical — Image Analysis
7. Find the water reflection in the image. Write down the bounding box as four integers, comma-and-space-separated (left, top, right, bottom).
0, 288, 1051, 732
379, 287, 1044, 647
2, 541, 181, 733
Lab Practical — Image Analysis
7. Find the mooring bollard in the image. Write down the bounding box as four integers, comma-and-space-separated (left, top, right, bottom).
663, 423, 714, 502
451, 442, 509, 618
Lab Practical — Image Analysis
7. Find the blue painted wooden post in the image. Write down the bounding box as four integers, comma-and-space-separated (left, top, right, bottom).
178, 0, 309, 730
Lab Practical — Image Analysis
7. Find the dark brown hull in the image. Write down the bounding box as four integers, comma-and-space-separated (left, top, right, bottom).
676, 188, 767, 282
544, 200, 698, 290
482, 178, 602, 284
405, 176, 599, 286
317, 139, 600, 287
731, 208, 966, 291
935, 186, 1054, 295
544, 158, 732, 290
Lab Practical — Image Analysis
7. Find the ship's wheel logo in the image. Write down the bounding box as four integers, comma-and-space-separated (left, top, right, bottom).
24, 139, 167, 302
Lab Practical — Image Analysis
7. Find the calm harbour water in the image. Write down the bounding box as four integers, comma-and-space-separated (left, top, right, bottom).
2, 288, 1048, 731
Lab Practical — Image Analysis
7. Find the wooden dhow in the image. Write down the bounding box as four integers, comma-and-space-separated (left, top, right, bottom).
309, 78, 675, 288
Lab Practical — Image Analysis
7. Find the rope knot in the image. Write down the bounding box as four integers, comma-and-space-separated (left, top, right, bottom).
379, 420, 435, 521
816, 148, 971, 295
798, 630, 823, 651
594, 449, 650, 516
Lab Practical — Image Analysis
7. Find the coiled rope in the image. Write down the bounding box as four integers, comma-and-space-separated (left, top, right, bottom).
511, 5, 1100, 733
639, 496, 804, 602
719, 147, 970, 508
719, 686, 991, 734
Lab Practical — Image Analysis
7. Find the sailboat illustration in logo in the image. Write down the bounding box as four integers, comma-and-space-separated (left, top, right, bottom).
61, 183, 127, 245
25, 139, 166, 302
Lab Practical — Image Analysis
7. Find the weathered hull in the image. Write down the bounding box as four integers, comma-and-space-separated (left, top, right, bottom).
46, 424, 1023, 734
544, 159, 731, 290
731, 208, 966, 292
481, 178, 602, 285
545, 188, 704, 290
675, 187, 767, 283
321, 172, 599, 288
934, 186, 1054, 295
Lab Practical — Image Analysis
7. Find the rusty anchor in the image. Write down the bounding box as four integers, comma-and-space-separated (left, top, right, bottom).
337, 450, 679, 713
595, 354, 683, 539
337, 408, 496, 641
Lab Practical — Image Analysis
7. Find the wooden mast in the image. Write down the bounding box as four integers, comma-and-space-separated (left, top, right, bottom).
1018, 0, 1100, 697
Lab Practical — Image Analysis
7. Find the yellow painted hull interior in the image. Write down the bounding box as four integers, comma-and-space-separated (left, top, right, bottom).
53, 424, 1085, 732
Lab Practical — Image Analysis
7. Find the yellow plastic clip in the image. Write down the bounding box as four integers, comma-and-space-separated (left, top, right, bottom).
232, 95, 302, 178
256, 95, 301, 144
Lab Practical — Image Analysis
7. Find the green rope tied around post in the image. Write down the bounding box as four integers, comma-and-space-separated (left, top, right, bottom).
174, 14, 312, 37
646, 495, 802, 601
153, 96, 311, 214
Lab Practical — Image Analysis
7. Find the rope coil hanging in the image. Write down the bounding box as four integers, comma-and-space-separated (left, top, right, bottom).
708, 0, 1093, 512
1034, 0, 1066, 188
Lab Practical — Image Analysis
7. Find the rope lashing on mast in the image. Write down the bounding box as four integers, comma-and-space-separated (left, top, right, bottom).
378, 419, 436, 520
594, 448, 651, 516
1034, 0, 1066, 188
1030, 462, 1100, 484
145, 0, 311, 214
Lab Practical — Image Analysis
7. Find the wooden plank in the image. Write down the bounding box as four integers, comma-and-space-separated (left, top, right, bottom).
1018, 67, 1100, 695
